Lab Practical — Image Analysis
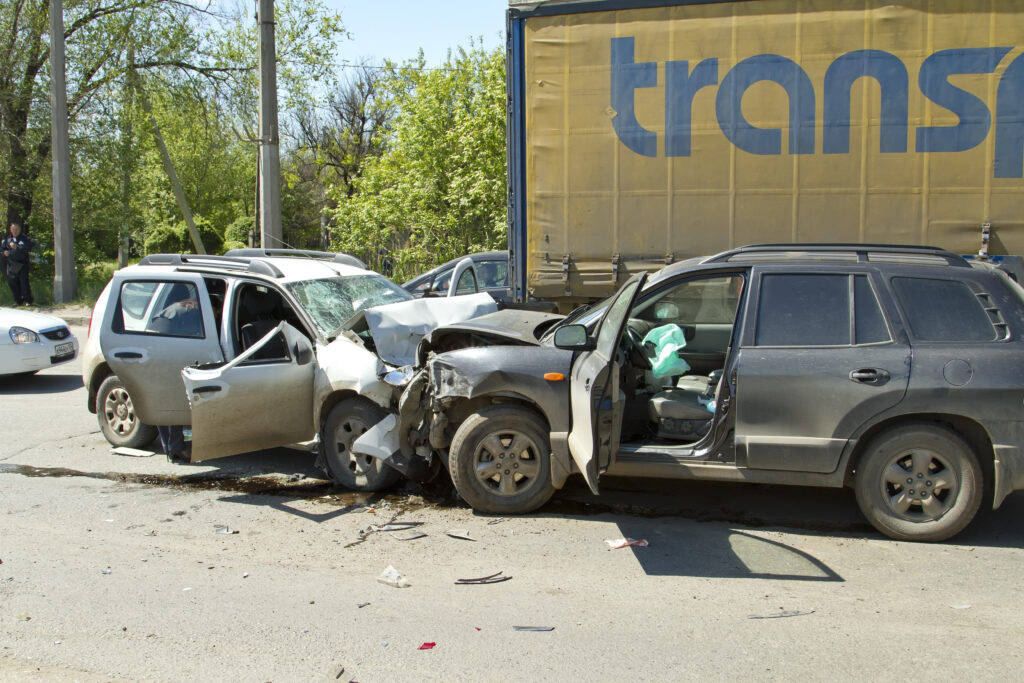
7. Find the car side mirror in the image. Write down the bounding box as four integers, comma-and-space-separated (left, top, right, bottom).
554, 324, 592, 350
293, 342, 314, 366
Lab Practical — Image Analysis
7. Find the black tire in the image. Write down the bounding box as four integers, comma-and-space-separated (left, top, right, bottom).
448, 405, 555, 514
96, 375, 158, 449
854, 424, 983, 542
321, 398, 402, 491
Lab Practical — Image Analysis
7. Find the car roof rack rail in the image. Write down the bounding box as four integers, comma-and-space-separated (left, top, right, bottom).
706, 243, 969, 267
224, 248, 367, 270
137, 253, 284, 278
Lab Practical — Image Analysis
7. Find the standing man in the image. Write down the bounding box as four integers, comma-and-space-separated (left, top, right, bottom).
3, 222, 34, 306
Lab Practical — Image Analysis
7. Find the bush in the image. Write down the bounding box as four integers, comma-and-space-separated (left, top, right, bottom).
143, 216, 224, 255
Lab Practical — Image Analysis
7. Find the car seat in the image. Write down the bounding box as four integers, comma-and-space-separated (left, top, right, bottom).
238, 288, 287, 360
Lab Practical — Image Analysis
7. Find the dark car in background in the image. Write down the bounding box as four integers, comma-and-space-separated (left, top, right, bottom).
404, 251, 511, 304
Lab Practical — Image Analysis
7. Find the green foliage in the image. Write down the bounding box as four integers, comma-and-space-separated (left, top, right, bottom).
329, 46, 507, 275
142, 216, 224, 255
225, 216, 255, 248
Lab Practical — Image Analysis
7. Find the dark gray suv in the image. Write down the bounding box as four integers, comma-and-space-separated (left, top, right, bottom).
387, 244, 1024, 542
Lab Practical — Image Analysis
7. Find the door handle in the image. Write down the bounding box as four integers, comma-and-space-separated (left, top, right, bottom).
192, 385, 222, 395
849, 368, 890, 383
114, 351, 142, 359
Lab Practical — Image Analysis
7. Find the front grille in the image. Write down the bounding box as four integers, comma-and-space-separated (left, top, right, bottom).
41, 327, 70, 341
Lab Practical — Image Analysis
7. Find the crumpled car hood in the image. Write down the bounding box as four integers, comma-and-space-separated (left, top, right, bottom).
423, 308, 563, 346
362, 292, 498, 366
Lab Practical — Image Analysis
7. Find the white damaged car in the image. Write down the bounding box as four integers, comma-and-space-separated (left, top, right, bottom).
81, 250, 491, 489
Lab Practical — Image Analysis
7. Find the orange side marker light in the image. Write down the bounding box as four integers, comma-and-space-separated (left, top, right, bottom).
544, 372, 565, 382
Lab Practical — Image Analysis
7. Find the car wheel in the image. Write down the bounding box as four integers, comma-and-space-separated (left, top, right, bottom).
96, 375, 158, 449
448, 405, 555, 514
321, 398, 402, 491
854, 424, 983, 542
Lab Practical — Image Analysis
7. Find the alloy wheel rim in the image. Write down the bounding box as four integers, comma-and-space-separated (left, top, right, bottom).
473, 428, 542, 497
879, 448, 959, 522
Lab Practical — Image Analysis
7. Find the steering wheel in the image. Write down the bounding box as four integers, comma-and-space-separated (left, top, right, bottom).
624, 325, 652, 370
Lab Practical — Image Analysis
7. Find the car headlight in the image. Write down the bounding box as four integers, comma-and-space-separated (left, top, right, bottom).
9, 327, 39, 344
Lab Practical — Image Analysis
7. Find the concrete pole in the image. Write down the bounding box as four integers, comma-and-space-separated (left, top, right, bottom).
257, 0, 282, 248
138, 87, 206, 254
49, 0, 76, 302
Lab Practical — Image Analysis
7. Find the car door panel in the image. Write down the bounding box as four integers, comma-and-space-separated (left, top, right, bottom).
182, 323, 316, 462
567, 274, 647, 493
100, 277, 223, 425
735, 270, 911, 473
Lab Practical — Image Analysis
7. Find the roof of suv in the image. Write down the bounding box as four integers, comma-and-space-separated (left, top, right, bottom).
128, 251, 374, 284
652, 243, 974, 284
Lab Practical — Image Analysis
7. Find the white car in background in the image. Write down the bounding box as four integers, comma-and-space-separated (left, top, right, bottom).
0, 307, 79, 376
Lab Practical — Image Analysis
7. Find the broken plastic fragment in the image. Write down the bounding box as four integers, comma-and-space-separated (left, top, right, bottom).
950, 604, 972, 610
446, 529, 476, 541
357, 602, 371, 608
455, 571, 512, 585
513, 626, 554, 632
100, 568, 112, 575
394, 531, 427, 541
486, 518, 506, 525
214, 525, 239, 535
377, 565, 410, 588
418, 642, 436, 650
605, 538, 649, 549
747, 610, 814, 619
111, 447, 155, 457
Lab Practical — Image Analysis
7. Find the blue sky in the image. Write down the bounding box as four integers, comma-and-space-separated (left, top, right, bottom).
326, 1, 509, 67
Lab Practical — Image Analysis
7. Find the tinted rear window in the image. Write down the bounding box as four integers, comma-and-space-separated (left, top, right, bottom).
756, 274, 849, 346
891, 277, 995, 342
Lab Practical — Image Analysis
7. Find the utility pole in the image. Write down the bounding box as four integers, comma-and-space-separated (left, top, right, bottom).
50, 0, 76, 302
257, 0, 282, 248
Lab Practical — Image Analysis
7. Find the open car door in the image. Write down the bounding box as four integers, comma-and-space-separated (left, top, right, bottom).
181, 322, 316, 462
566, 273, 647, 493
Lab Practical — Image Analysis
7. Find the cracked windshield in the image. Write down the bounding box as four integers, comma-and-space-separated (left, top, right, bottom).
287, 275, 410, 336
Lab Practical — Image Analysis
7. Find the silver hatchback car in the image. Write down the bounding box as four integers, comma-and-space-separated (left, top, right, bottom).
81, 250, 488, 489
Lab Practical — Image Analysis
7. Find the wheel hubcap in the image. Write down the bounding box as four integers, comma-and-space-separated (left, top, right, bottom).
333, 417, 373, 474
473, 429, 542, 497
881, 448, 958, 522
103, 388, 136, 436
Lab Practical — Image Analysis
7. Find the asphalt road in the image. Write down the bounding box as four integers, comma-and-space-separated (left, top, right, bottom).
2, 325, 1023, 681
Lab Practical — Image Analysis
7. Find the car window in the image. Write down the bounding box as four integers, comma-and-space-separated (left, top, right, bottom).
755, 274, 849, 346
428, 266, 455, 294
477, 260, 507, 288
286, 274, 412, 337
455, 269, 478, 295
854, 275, 890, 344
633, 274, 743, 325
113, 280, 204, 338
891, 277, 996, 342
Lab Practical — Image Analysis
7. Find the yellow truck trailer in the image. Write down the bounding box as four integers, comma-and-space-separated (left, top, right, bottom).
506, 0, 1024, 308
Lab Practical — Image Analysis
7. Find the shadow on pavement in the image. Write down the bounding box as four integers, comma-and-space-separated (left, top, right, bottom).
0, 371, 83, 394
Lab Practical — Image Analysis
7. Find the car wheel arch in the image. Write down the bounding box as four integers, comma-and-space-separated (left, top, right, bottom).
845, 414, 994, 500
316, 389, 369, 434
86, 362, 114, 415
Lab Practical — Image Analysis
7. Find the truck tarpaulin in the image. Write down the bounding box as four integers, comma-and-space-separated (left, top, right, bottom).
508, 0, 1024, 303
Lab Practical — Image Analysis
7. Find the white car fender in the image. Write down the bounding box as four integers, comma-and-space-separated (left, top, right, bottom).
313, 336, 393, 426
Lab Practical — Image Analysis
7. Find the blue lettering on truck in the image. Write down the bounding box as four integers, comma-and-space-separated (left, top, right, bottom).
610, 37, 1024, 178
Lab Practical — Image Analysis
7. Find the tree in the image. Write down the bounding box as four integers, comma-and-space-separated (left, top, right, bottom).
329, 46, 506, 278
0, 0, 344, 256
284, 63, 394, 248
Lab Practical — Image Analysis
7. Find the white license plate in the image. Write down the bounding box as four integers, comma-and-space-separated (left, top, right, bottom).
55, 342, 74, 355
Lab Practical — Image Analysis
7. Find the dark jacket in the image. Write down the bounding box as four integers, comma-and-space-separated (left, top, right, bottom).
5, 234, 32, 265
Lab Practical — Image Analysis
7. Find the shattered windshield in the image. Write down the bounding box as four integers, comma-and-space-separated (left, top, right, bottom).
286, 275, 412, 337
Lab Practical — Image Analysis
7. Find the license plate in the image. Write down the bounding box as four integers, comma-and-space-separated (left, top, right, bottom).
55, 342, 74, 355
